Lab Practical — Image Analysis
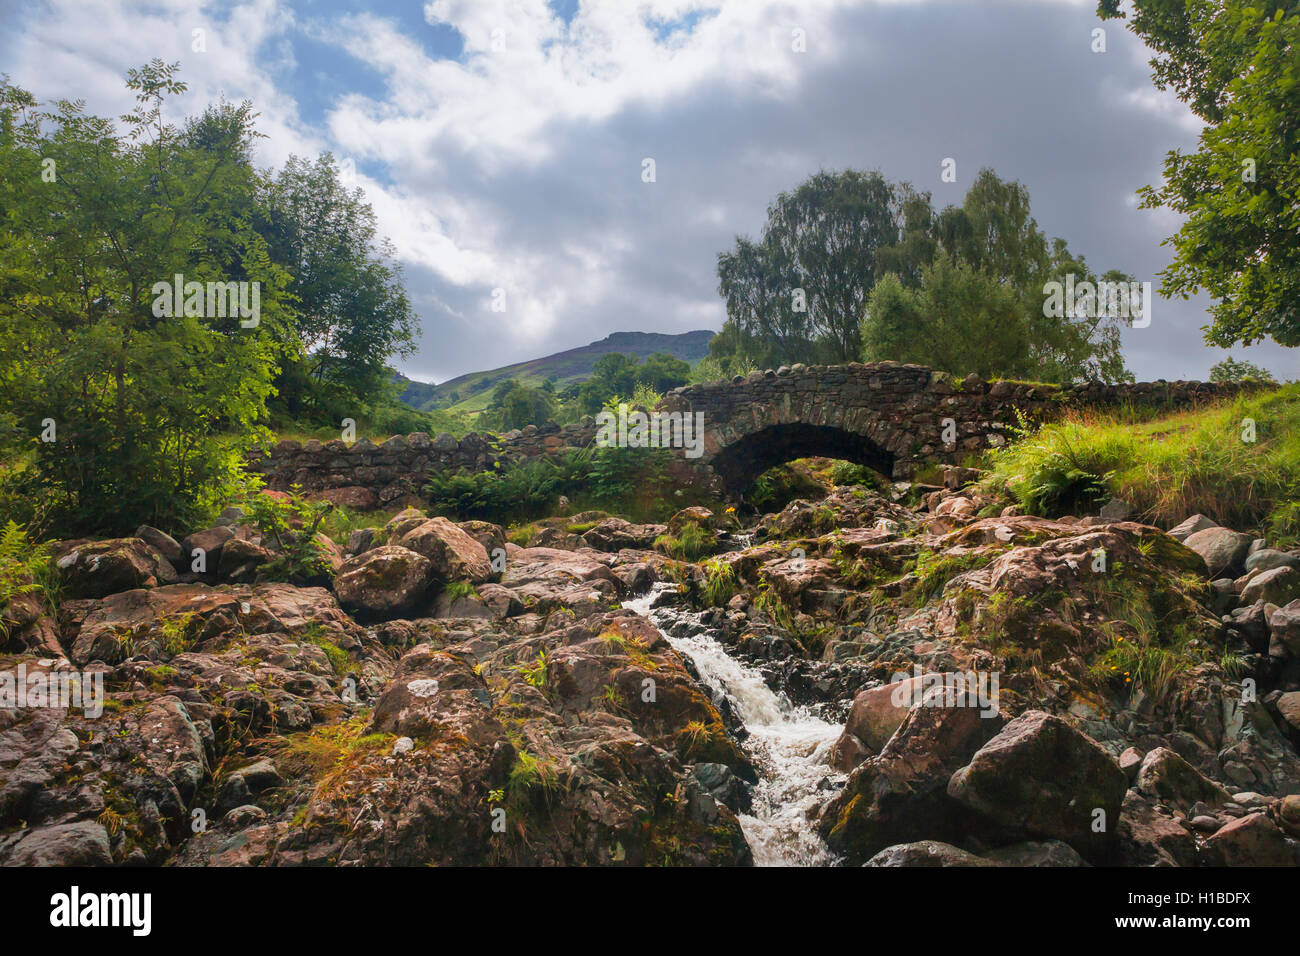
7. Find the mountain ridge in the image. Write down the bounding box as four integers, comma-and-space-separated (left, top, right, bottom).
395, 329, 715, 412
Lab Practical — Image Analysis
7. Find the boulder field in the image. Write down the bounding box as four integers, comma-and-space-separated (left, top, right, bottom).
2, 479, 1299, 867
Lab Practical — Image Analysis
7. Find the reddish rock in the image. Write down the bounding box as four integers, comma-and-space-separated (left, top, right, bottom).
397, 517, 492, 583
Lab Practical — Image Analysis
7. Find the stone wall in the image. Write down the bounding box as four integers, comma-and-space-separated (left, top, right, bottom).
246, 419, 598, 509
249, 362, 1255, 504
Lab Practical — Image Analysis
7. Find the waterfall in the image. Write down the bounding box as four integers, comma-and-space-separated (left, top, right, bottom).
624, 585, 844, 866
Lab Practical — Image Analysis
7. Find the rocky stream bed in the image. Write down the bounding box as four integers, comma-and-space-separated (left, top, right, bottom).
3, 476, 1300, 866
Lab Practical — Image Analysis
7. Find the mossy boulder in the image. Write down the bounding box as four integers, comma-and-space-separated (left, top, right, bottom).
333, 546, 432, 619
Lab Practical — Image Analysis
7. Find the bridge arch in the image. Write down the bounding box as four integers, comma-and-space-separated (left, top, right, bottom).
708, 422, 896, 497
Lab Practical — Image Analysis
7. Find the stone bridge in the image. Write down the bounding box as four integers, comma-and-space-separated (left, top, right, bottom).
249, 362, 1249, 505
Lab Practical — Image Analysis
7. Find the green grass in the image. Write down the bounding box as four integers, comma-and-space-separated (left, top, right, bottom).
654, 523, 712, 561
983, 384, 1300, 542
699, 558, 737, 606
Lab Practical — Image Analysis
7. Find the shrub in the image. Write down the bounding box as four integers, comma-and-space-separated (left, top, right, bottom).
242, 488, 336, 584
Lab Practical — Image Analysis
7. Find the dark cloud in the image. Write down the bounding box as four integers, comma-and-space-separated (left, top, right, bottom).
394, 0, 1293, 384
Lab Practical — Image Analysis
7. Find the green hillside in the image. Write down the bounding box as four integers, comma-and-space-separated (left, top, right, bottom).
395, 329, 714, 414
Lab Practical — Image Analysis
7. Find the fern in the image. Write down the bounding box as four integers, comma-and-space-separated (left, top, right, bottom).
0, 521, 51, 640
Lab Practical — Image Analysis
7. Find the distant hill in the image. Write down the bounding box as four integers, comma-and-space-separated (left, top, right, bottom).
394, 329, 715, 413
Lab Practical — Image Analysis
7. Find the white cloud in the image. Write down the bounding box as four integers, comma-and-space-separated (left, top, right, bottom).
4, 0, 1294, 382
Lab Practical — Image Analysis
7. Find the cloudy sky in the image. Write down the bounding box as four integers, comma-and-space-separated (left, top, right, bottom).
2, 0, 1294, 383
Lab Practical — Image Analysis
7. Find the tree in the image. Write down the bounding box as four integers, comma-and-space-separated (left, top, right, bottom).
716, 168, 1132, 381
577, 352, 690, 413
892, 169, 1131, 383
635, 352, 691, 392
1099, 1, 1300, 348
715, 170, 929, 366
496, 385, 555, 430
864, 255, 1030, 379
1209, 357, 1277, 383
0, 63, 289, 535
256, 154, 417, 420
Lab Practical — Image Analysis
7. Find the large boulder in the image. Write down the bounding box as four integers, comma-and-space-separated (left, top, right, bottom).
333, 546, 432, 619
946, 710, 1127, 860
1114, 791, 1198, 867
579, 518, 664, 552
1269, 601, 1300, 657
457, 520, 506, 557
181, 525, 236, 574
819, 687, 1003, 862
1182, 527, 1254, 577
1134, 747, 1232, 812
1167, 514, 1217, 542
1274, 692, 1300, 735
53, 537, 178, 598
217, 537, 274, 582
981, 840, 1087, 866
500, 546, 621, 615
1200, 812, 1296, 866
1241, 566, 1300, 607
382, 507, 429, 543
2, 821, 112, 866
1245, 549, 1300, 574
396, 518, 492, 584
134, 525, 183, 567
829, 674, 926, 771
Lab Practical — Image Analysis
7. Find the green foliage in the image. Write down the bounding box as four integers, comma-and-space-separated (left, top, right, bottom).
654, 523, 712, 561
257, 153, 416, 421
746, 462, 827, 514
1089, 611, 1234, 707
985, 385, 1300, 534
753, 577, 794, 630
424, 449, 587, 523
157, 612, 198, 657
714, 167, 1132, 381
518, 650, 548, 689
424, 440, 685, 525
0, 64, 424, 538
828, 460, 887, 490
444, 579, 478, 602
0, 64, 288, 535
908, 549, 995, 606
688, 353, 756, 385
0, 521, 50, 640
242, 488, 336, 583
700, 558, 737, 606
998, 428, 1113, 517
578, 352, 689, 414
1209, 357, 1277, 384
1100, 0, 1300, 349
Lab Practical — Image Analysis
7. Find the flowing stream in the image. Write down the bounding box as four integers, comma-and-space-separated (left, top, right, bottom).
624, 585, 844, 866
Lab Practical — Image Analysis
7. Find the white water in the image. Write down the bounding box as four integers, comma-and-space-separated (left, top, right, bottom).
624, 586, 844, 866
